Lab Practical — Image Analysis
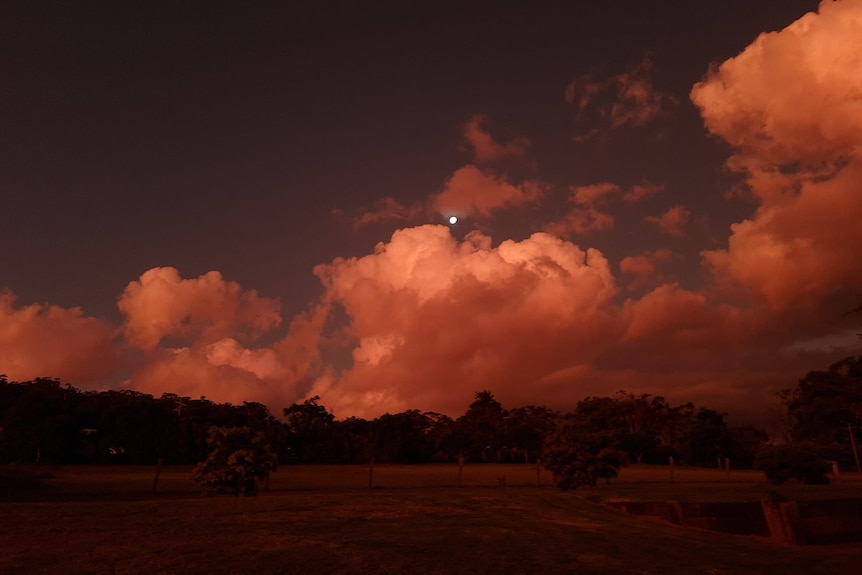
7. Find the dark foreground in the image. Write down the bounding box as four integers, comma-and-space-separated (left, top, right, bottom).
2, 466, 862, 575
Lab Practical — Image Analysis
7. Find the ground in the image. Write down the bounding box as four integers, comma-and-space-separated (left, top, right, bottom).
1, 464, 860, 574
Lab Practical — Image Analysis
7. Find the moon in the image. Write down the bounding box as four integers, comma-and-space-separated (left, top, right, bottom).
448, 216, 458, 225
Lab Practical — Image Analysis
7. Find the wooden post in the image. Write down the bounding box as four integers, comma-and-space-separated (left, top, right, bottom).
669, 456, 675, 483
152, 458, 163, 493
458, 455, 464, 485
849, 424, 861, 473
368, 457, 375, 489
536, 459, 541, 485
831, 461, 840, 482
761, 500, 791, 544
497, 475, 506, 491
724, 458, 730, 481
778, 501, 805, 545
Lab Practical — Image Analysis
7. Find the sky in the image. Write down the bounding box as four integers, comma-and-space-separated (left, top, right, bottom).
2, 0, 861, 425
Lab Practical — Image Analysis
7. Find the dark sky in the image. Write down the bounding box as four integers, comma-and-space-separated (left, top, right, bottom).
2, 0, 819, 318
3, 0, 858, 422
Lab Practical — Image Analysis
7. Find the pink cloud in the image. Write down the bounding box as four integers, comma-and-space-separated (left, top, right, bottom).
110, 268, 303, 406
0, 291, 118, 383
429, 164, 544, 218
118, 267, 282, 351
619, 249, 674, 287
122, 344, 287, 407
644, 205, 691, 237
461, 113, 530, 163
692, 0, 862, 309
300, 225, 852, 421
308, 226, 620, 417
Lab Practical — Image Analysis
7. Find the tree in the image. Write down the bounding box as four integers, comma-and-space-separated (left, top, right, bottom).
754, 444, 831, 485
192, 426, 278, 496
454, 390, 507, 461
541, 417, 628, 490
780, 356, 862, 448
369, 411, 435, 463
282, 396, 337, 462
504, 405, 559, 462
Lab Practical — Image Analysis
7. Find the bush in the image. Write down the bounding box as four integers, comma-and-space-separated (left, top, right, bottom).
753, 444, 831, 485
542, 422, 628, 490
192, 426, 278, 496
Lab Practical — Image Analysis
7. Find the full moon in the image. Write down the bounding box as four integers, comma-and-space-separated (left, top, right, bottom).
448, 216, 458, 225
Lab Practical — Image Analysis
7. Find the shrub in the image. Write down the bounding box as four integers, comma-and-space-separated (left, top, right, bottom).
753, 443, 831, 485
542, 421, 628, 490
192, 426, 278, 496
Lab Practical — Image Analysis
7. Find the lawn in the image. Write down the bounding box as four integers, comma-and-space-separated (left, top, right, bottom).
1, 464, 861, 574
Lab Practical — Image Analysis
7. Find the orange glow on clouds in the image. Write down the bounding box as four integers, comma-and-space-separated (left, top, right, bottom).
3, 1, 861, 423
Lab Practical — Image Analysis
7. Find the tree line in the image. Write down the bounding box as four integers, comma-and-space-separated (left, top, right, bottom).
1, 355, 859, 472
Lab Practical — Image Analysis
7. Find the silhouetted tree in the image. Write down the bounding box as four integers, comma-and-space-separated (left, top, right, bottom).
369, 411, 435, 463
754, 444, 831, 485
542, 416, 628, 490
283, 396, 337, 462
454, 390, 507, 461
192, 426, 278, 496
780, 356, 862, 445
504, 405, 560, 462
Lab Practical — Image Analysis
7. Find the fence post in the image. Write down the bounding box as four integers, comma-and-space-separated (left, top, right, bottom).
152, 458, 163, 493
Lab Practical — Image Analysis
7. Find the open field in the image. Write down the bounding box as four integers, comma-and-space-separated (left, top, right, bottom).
7, 463, 861, 503
2, 464, 861, 574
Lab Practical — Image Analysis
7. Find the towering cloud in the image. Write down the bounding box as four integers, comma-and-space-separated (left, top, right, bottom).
692, 0, 862, 309
118, 267, 282, 350
307, 226, 619, 416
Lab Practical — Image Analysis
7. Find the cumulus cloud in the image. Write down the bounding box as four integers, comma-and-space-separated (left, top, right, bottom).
644, 205, 692, 237
692, 0, 862, 309
118, 267, 282, 351
0, 291, 118, 383
429, 165, 544, 218
122, 344, 285, 407
461, 113, 530, 163
306, 225, 620, 417
566, 57, 677, 138
298, 226, 850, 421
619, 249, 674, 288
9, 3, 862, 424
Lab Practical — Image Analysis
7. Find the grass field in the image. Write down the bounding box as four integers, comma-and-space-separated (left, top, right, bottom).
2, 464, 861, 574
